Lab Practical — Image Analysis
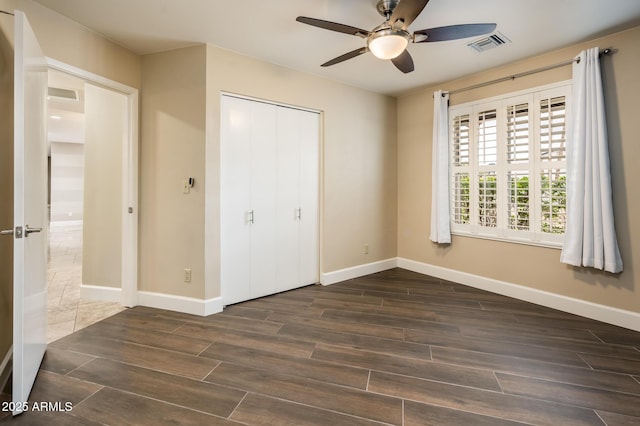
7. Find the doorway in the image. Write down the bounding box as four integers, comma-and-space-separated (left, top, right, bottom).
45, 65, 139, 342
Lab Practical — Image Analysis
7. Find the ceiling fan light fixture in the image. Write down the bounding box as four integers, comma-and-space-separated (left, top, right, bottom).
368, 29, 409, 60
297, 1, 497, 74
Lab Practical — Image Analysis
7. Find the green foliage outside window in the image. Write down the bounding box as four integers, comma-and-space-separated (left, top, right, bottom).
509, 175, 529, 230
541, 174, 566, 233
456, 173, 566, 233
455, 174, 470, 224
478, 174, 497, 227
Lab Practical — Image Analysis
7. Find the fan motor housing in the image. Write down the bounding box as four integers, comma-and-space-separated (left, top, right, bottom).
377, 0, 400, 18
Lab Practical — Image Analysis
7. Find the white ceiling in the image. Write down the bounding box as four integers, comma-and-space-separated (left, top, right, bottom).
34, 0, 640, 96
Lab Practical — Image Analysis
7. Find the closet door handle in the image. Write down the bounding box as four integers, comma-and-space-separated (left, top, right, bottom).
247, 210, 255, 224
296, 208, 302, 220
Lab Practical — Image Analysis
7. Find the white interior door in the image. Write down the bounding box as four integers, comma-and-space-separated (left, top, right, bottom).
12, 10, 48, 415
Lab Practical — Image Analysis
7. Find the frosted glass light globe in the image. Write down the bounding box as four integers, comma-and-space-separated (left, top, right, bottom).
368, 30, 409, 60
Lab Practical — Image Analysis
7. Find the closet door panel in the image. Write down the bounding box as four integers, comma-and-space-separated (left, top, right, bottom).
220, 96, 252, 304
299, 111, 320, 285
249, 102, 278, 298
276, 107, 301, 292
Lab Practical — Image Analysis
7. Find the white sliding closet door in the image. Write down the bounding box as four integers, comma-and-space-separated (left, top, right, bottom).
276, 107, 301, 292
221, 95, 319, 305
220, 96, 252, 304
249, 103, 277, 299
276, 107, 320, 291
298, 111, 320, 286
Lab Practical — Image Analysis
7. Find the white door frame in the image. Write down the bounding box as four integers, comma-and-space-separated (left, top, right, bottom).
46, 58, 139, 307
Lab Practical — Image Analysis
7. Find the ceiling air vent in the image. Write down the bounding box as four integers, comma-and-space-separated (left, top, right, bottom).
467, 32, 510, 53
48, 87, 79, 101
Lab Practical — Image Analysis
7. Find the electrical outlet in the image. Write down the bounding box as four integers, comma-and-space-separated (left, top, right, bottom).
184, 268, 191, 283
364, 244, 369, 255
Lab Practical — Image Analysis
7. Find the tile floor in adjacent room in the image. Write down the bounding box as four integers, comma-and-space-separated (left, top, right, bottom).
47, 221, 124, 343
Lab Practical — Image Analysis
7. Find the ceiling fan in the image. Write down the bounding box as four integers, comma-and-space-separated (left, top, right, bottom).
296, 0, 497, 73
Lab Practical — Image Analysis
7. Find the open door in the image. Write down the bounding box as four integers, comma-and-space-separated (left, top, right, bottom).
11, 10, 47, 415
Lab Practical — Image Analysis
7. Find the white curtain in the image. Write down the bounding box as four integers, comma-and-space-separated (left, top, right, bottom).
429, 90, 451, 244
560, 47, 623, 273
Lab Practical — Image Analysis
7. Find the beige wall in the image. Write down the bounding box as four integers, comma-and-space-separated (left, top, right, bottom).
82, 84, 124, 288
139, 45, 207, 298
0, 12, 14, 380
397, 26, 640, 314
138, 43, 398, 300
8, 0, 141, 89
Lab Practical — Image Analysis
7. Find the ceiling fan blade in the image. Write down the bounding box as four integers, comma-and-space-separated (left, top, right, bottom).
389, 0, 430, 30
414, 23, 497, 42
391, 49, 414, 73
296, 16, 369, 38
321, 47, 369, 67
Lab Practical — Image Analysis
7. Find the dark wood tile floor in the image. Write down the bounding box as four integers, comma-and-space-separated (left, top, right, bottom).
2, 268, 640, 425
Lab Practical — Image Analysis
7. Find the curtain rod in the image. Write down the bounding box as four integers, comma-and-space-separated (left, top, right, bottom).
444, 48, 613, 97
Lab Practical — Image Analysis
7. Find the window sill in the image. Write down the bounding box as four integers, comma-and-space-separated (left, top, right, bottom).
450, 230, 563, 250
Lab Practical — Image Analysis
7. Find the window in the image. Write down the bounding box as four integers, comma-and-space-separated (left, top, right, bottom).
449, 82, 570, 247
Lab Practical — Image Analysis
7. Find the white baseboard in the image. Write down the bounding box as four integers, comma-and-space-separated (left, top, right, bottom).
0, 346, 12, 394
80, 284, 122, 303
137, 291, 223, 317
78, 257, 639, 330
397, 257, 640, 332
80, 284, 223, 317
320, 258, 398, 286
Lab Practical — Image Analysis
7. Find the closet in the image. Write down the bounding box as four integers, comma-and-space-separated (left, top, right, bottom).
220, 95, 320, 305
